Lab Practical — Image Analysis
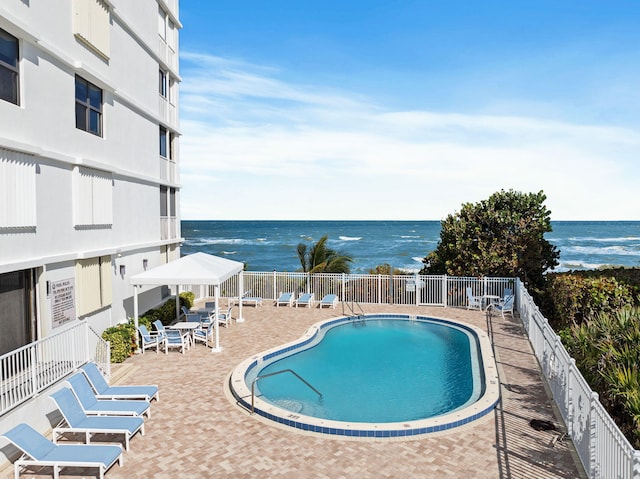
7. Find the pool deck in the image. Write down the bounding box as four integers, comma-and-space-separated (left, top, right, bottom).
3, 303, 586, 478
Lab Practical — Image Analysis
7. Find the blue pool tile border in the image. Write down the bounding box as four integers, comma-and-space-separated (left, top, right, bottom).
231, 313, 500, 439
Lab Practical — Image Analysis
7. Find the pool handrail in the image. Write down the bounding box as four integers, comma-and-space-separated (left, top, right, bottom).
250, 369, 322, 414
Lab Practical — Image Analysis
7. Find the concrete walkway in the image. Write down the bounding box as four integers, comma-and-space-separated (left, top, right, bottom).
2, 304, 586, 478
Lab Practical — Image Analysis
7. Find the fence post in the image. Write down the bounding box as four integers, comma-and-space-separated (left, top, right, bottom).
272, 270, 277, 300
341, 273, 346, 302
30, 342, 38, 394
442, 275, 447, 308
414, 273, 419, 306
566, 358, 575, 438
589, 391, 600, 478
84, 321, 91, 362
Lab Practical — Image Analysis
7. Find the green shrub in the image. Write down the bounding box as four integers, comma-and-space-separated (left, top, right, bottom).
545, 272, 636, 328
102, 323, 135, 363
179, 291, 194, 309
141, 295, 192, 326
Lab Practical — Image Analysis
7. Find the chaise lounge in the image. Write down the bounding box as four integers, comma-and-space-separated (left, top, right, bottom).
295, 293, 314, 308
275, 292, 294, 307
237, 290, 263, 306
319, 294, 338, 308
49, 387, 145, 451
66, 373, 151, 418
1, 423, 123, 479
80, 362, 159, 403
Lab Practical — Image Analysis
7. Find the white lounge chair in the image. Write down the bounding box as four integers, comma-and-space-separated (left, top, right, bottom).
49, 387, 145, 451
488, 294, 515, 318
466, 287, 481, 310
319, 294, 338, 308
80, 362, 159, 402
217, 305, 234, 327
137, 325, 163, 354
275, 292, 294, 307
1, 423, 123, 479
238, 291, 263, 306
193, 321, 215, 347
296, 293, 314, 308
66, 373, 151, 418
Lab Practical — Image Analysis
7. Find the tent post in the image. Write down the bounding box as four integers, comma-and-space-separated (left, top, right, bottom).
211, 285, 222, 353
237, 271, 245, 322
133, 285, 140, 353
175, 284, 181, 323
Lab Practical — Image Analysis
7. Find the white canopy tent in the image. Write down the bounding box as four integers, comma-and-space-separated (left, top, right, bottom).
130, 252, 244, 353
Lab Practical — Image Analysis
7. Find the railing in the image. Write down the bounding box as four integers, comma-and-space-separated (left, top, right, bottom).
0, 322, 110, 416
159, 96, 178, 129
206, 271, 514, 309
251, 369, 322, 414
516, 280, 640, 478
158, 37, 177, 72
342, 300, 364, 317
160, 216, 179, 240
159, 156, 177, 184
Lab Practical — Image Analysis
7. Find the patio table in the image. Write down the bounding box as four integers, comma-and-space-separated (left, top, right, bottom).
481, 295, 500, 311
168, 322, 201, 348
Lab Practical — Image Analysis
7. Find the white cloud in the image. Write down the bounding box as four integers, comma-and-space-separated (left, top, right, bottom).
178, 52, 640, 221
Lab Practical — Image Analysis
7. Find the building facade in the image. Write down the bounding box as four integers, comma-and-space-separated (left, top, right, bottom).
0, 0, 182, 356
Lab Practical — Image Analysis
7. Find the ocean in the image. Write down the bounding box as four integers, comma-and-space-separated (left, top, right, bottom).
180, 220, 640, 274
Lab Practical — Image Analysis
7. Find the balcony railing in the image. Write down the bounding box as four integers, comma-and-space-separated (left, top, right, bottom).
160, 216, 179, 240
0, 322, 110, 416
158, 37, 177, 72
159, 95, 177, 129
159, 156, 177, 184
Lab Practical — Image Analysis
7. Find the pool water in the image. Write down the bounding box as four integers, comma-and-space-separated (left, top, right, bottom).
231, 314, 499, 438
250, 318, 481, 423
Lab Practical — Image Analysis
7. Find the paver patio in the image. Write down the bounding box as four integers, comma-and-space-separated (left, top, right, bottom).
1, 303, 586, 478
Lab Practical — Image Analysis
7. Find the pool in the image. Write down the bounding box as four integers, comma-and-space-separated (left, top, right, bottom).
229, 314, 500, 438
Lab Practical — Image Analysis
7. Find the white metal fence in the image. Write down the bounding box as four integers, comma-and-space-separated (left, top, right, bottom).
516, 281, 640, 478
0, 322, 110, 416
210, 271, 515, 308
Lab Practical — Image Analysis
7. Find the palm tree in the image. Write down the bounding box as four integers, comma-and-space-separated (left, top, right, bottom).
296, 235, 353, 274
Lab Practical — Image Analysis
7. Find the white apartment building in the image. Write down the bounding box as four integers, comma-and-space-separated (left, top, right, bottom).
0, 0, 182, 357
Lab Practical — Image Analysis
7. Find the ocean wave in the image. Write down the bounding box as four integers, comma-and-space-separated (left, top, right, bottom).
187, 238, 255, 246
400, 235, 421, 239
412, 257, 425, 263
339, 236, 362, 241
563, 245, 640, 257
552, 260, 611, 272
222, 251, 237, 255
564, 236, 640, 243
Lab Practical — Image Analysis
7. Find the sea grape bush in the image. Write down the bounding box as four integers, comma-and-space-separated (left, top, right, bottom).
546, 271, 637, 328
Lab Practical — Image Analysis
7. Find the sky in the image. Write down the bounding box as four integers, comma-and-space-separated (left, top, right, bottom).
177, 1, 640, 221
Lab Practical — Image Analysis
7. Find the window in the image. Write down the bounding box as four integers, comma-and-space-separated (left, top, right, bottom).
0, 148, 36, 228
76, 256, 111, 316
159, 126, 167, 158
160, 185, 168, 216
74, 166, 112, 226
159, 69, 167, 98
158, 8, 166, 40
0, 28, 19, 105
159, 186, 176, 217
73, 0, 110, 59
75, 76, 103, 136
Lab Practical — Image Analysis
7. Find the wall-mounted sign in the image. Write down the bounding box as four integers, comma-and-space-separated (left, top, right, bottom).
51, 278, 76, 328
